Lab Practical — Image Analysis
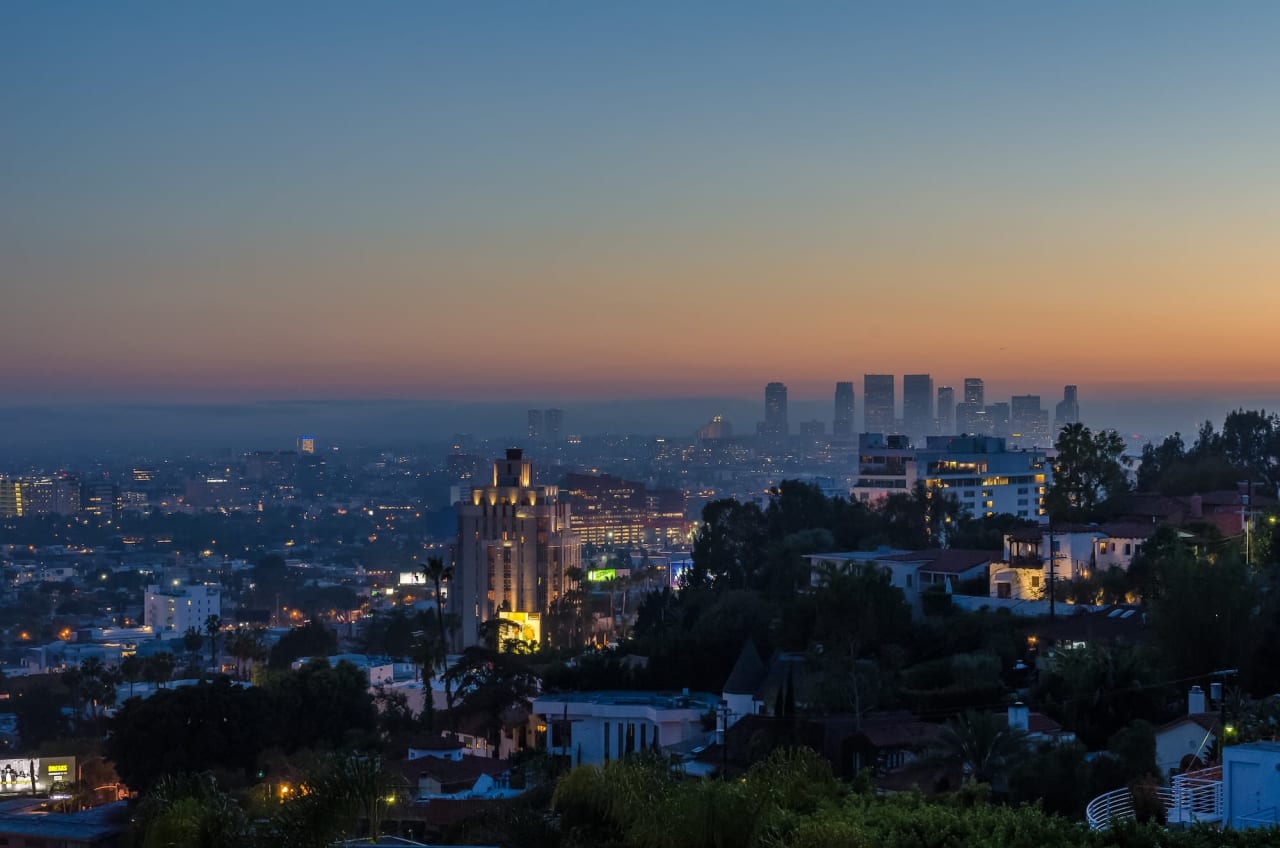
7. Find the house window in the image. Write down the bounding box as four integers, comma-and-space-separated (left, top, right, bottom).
997, 583, 1011, 599
1124, 543, 1132, 555
604, 722, 610, 761
906, 574, 913, 588
1031, 575, 1041, 588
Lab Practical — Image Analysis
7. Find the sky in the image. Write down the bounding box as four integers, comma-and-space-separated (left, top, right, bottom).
4, 2, 1280, 425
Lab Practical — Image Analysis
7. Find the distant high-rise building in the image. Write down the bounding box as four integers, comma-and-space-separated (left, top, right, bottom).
936, 386, 955, 434
956, 402, 984, 435
833, 382, 855, 438
963, 378, 985, 406
762, 382, 788, 442
453, 449, 581, 649
1011, 395, 1051, 447
864, 374, 896, 434
698, 415, 733, 440
527, 409, 544, 441
0, 481, 22, 518
1055, 385, 1080, 429
545, 408, 565, 442
903, 374, 934, 438
985, 402, 1011, 437
81, 480, 120, 519
799, 420, 826, 437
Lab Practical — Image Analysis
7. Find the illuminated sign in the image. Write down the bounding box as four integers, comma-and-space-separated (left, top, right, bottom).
586, 568, 616, 582
0, 758, 75, 794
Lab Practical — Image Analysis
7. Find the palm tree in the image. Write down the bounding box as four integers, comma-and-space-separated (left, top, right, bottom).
935, 710, 1028, 786
228, 626, 266, 680
145, 652, 176, 688
204, 615, 222, 671
420, 557, 454, 720
120, 655, 143, 698
182, 627, 203, 665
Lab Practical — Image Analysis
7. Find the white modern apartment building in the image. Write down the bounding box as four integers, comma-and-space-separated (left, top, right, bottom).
530, 690, 720, 767
143, 583, 222, 636
851, 434, 1050, 522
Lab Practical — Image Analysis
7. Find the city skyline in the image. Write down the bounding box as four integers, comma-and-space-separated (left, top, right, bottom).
6, 3, 1280, 405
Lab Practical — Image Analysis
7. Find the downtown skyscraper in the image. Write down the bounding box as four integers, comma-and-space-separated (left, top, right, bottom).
761, 382, 788, 445
833, 381, 855, 438
936, 386, 955, 434
863, 374, 896, 434
903, 374, 935, 440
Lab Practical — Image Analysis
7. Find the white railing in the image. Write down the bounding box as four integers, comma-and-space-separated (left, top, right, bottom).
1085, 767, 1223, 831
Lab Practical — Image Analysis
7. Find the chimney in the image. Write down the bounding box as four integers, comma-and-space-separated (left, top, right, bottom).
1008, 702, 1030, 732
1188, 685, 1206, 715
1189, 495, 1203, 519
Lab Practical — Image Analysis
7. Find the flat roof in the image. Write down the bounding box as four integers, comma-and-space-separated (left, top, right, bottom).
533, 690, 720, 709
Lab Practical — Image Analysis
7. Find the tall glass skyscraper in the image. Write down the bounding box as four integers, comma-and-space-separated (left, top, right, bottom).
833, 381, 855, 437
863, 374, 896, 434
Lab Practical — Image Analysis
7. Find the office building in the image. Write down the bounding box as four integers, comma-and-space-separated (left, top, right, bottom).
545, 408, 565, 442
562, 473, 687, 547
297, 435, 316, 455
1055, 385, 1080, 429
833, 382, 855, 438
1011, 395, 1052, 448
863, 374, 896, 434
81, 481, 120, 519
963, 378, 985, 406
697, 415, 733, 440
937, 386, 955, 434
985, 402, 1011, 437
527, 410, 544, 441
453, 449, 582, 650
903, 374, 935, 438
799, 420, 826, 437
761, 382, 788, 443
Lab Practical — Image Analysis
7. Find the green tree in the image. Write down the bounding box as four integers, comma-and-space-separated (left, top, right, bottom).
135, 773, 251, 848
1046, 423, 1131, 521
935, 710, 1027, 786
268, 619, 337, 670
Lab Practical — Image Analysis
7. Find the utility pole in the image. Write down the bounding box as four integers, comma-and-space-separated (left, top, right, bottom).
1047, 522, 1056, 620
1211, 668, 1239, 760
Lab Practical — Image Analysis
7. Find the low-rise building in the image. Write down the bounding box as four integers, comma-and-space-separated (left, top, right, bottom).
530, 690, 720, 767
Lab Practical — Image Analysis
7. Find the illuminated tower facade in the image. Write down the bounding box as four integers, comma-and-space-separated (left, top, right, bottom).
453, 449, 581, 649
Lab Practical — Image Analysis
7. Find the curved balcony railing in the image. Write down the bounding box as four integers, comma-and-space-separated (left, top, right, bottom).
1085, 767, 1222, 830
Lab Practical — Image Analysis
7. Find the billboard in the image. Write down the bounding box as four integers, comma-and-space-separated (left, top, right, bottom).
0, 757, 75, 794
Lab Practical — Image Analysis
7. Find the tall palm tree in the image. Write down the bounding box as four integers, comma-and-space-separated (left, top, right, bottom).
204, 615, 221, 671
420, 557, 454, 720
120, 654, 142, 698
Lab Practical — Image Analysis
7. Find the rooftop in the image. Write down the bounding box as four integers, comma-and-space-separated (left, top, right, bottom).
533, 690, 720, 710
